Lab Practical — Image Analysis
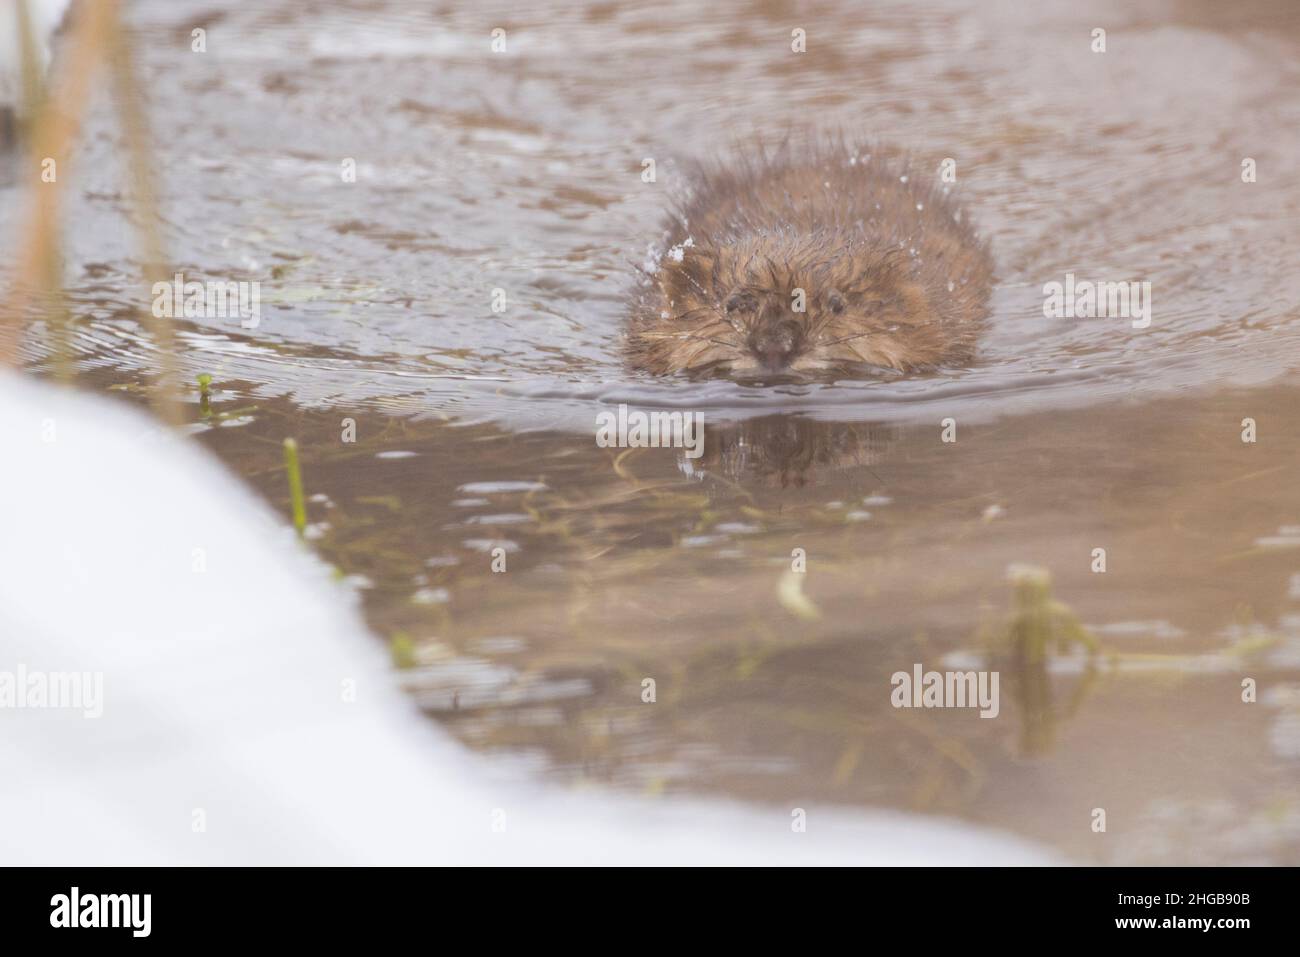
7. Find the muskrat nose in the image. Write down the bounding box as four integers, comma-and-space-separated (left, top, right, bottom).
749, 320, 801, 370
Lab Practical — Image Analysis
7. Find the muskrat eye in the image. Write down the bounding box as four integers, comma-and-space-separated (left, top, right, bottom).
724, 292, 757, 314
827, 291, 846, 314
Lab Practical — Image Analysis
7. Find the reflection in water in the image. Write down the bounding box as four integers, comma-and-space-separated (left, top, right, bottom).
687, 415, 895, 488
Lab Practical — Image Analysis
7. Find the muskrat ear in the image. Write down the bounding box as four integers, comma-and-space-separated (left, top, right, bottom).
656, 247, 715, 311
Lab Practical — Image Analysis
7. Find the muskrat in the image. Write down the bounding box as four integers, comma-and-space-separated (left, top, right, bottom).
627, 141, 993, 378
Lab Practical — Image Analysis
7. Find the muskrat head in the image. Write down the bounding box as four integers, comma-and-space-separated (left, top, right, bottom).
633, 232, 942, 379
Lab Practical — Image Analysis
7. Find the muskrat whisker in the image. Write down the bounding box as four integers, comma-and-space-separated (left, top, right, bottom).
807, 313, 838, 336
718, 311, 746, 337
819, 332, 874, 346
640, 332, 740, 348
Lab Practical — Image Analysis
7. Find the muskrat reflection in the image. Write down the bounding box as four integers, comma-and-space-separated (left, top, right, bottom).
679, 415, 897, 488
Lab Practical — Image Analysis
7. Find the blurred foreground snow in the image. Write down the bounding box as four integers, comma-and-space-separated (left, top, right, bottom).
0, 372, 1057, 865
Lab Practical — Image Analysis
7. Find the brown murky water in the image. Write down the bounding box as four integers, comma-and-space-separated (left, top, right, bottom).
5, 0, 1300, 863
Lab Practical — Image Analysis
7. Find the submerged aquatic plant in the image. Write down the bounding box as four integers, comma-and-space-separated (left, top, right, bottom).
1000, 564, 1098, 659
282, 438, 307, 536
776, 568, 821, 620
987, 564, 1099, 757
389, 632, 417, 670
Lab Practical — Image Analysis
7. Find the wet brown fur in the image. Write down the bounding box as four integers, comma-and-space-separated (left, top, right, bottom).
626, 138, 993, 378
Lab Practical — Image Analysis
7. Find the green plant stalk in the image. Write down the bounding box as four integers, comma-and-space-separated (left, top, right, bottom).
389, 632, 416, 670
196, 373, 212, 417
282, 438, 307, 536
